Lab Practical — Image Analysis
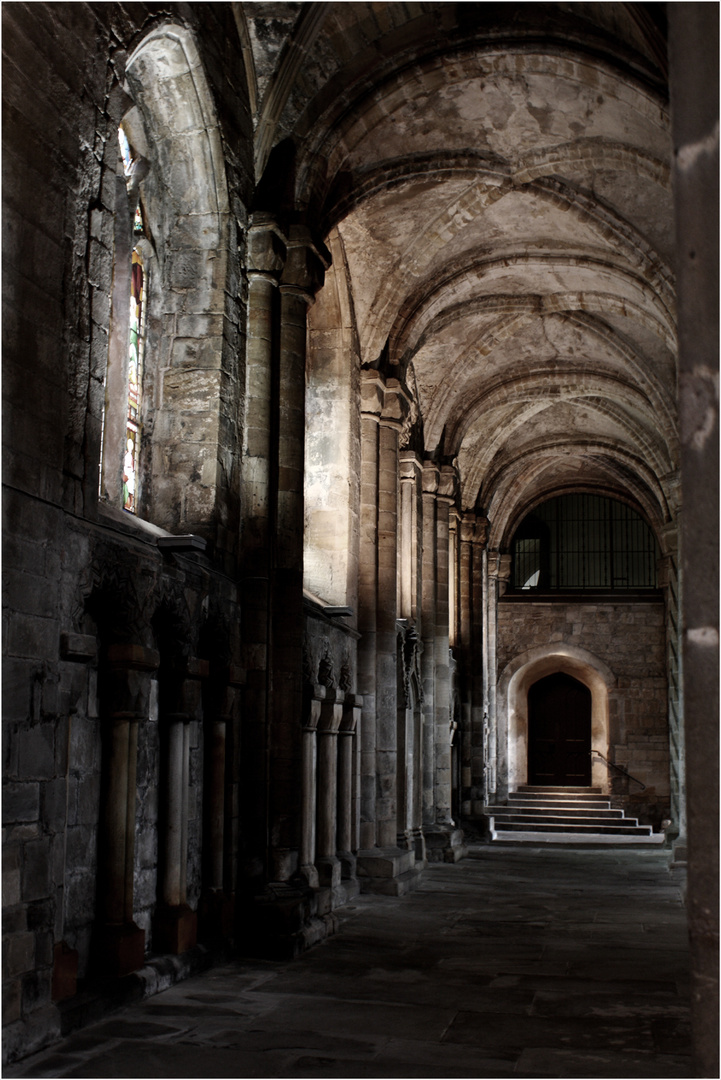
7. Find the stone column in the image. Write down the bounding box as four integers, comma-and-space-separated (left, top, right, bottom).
200, 662, 243, 943
376, 417, 401, 849
459, 513, 475, 819
424, 466, 466, 862
316, 689, 344, 889
421, 462, 439, 830
338, 694, 361, 883
669, 9, 719, 1074
358, 398, 379, 851
398, 454, 422, 857
356, 371, 419, 894
270, 227, 329, 883
96, 643, 158, 977
155, 667, 203, 955
466, 516, 488, 815
485, 551, 511, 801
299, 689, 323, 888
449, 507, 460, 649
240, 216, 286, 891
433, 470, 453, 822
398, 454, 416, 620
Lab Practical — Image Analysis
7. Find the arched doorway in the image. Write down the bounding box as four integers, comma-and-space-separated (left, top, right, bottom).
528, 672, 592, 786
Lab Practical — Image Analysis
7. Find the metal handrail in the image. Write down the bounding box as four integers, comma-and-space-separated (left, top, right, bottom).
592, 749, 646, 791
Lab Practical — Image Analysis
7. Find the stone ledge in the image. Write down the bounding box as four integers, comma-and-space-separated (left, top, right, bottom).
56, 942, 224, 1040
356, 847, 416, 878
358, 865, 422, 897
424, 827, 468, 863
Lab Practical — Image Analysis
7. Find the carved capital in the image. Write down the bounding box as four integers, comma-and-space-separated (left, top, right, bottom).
437, 463, 458, 506
399, 450, 422, 483
488, 551, 512, 582
422, 460, 440, 495
460, 512, 477, 545
279, 225, 330, 301
247, 215, 287, 277
360, 370, 412, 430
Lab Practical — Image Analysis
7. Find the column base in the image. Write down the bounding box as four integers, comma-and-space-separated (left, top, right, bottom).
316, 855, 342, 888
52, 941, 78, 1002
411, 830, 427, 867
298, 863, 320, 889
94, 922, 145, 978
424, 825, 467, 863
153, 904, 198, 956
240, 882, 338, 959
198, 889, 234, 943
356, 846, 422, 895
338, 850, 357, 880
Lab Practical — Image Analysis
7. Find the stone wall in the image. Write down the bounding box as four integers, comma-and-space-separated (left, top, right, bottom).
497, 597, 669, 823
2, 3, 251, 1062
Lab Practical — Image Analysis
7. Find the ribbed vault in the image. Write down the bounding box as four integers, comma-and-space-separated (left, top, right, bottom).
244, 1, 676, 543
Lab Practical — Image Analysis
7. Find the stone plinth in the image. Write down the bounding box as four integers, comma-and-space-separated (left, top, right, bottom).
356, 847, 422, 896
153, 904, 198, 956
423, 826, 467, 863
94, 922, 145, 979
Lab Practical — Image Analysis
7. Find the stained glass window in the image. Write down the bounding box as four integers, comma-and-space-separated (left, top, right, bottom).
124, 248, 145, 512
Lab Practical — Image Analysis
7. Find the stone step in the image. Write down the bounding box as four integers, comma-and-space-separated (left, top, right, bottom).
489, 814, 641, 829
518, 785, 604, 794
491, 830, 666, 845
510, 791, 610, 804
485, 805, 626, 821
507, 796, 612, 810
489, 819, 653, 836
487, 788, 661, 847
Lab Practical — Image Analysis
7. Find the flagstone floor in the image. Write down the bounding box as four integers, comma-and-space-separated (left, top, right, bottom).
7, 846, 691, 1079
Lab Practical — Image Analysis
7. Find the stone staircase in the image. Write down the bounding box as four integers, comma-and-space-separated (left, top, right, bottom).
485, 785, 665, 844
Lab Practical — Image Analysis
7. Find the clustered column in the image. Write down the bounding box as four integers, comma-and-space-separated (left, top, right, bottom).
240, 218, 328, 897
299, 686, 362, 894
484, 551, 511, 801
458, 513, 488, 815
356, 371, 419, 893
97, 643, 159, 977
155, 661, 205, 955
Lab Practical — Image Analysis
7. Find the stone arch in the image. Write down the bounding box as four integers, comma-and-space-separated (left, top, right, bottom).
497, 644, 616, 796
112, 22, 236, 540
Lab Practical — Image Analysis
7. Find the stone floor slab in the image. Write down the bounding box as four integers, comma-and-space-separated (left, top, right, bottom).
6, 847, 692, 1080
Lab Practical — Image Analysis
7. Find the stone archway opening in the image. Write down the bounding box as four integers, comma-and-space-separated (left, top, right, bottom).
528, 671, 592, 787
498, 645, 615, 797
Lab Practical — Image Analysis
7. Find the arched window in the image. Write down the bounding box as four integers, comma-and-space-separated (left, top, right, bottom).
124, 246, 145, 512
511, 494, 659, 591
99, 121, 151, 514
98, 23, 234, 538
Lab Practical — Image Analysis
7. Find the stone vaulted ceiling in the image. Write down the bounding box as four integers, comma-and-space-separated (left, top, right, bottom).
237, 1, 676, 544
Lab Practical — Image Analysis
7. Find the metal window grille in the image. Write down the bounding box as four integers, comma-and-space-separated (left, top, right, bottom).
512, 495, 658, 591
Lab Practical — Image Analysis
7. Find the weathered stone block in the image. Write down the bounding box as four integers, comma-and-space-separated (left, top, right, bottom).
2, 931, 35, 979
3, 782, 40, 824
2, 977, 22, 1026
22, 838, 52, 902
17, 725, 55, 781
6, 613, 58, 664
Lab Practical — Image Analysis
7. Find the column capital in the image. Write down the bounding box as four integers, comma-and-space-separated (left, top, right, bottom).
437, 463, 459, 506
105, 643, 160, 672
460, 511, 489, 547
399, 449, 423, 482
488, 551, 512, 593
279, 224, 330, 302
422, 460, 440, 495
247, 214, 287, 278
360, 370, 412, 430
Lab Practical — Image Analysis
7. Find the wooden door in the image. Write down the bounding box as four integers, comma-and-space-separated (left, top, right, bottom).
528, 672, 592, 786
